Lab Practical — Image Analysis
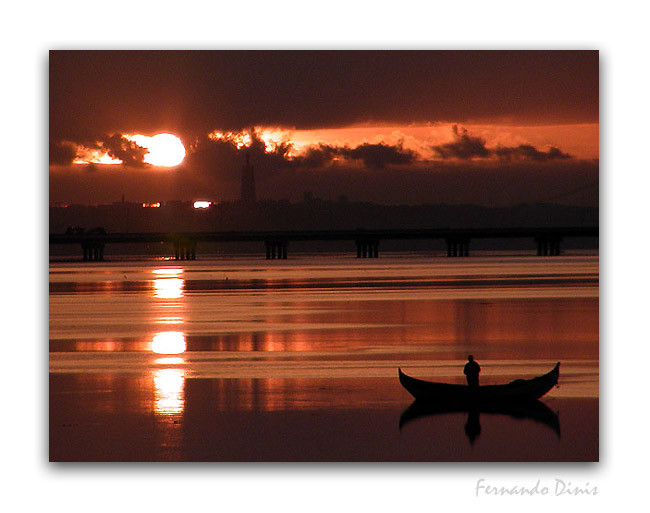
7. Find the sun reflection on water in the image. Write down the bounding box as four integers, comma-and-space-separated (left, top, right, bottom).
151, 331, 186, 355
153, 368, 185, 415
151, 331, 186, 416
150, 270, 187, 417
153, 268, 184, 299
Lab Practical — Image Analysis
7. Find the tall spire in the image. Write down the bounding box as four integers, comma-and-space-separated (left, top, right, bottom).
240, 152, 256, 205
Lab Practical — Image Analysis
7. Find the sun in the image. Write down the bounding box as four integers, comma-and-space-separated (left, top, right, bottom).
126, 133, 186, 167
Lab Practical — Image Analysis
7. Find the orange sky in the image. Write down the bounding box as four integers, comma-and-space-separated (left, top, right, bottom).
253, 122, 599, 161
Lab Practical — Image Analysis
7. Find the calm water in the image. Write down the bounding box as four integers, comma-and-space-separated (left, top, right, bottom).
49, 252, 598, 461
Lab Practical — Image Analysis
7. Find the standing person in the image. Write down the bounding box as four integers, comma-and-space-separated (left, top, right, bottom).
464, 355, 481, 389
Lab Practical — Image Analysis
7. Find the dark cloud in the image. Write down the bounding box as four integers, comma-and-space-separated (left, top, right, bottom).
432, 125, 491, 159
432, 126, 573, 162
338, 142, 416, 169
49, 141, 77, 165
49, 135, 150, 168
290, 141, 416, 170
183, 132, 293, 183
295, 144, 339, 168
49, 50, 599, 145
184, 132, 418, 185
494, 144, 572, 162
100, 134, 148, 167
183, 138, 244, 179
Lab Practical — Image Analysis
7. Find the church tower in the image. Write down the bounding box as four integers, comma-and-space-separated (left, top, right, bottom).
240, 153, 256, 205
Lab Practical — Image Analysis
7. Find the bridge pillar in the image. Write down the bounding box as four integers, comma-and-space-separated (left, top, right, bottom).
174, 241, 186, 260
81, 242, 104, 261
265, 241, 288, 259
356, 240, 379, 258
446, 238, 469, 257
172, 239, 197, 260
535, 236, 562, 256
551, 238, 561, 256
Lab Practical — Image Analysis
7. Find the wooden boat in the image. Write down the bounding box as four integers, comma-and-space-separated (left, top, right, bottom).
398, 363, 560, 403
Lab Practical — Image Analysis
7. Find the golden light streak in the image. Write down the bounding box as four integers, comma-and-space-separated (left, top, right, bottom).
156, 316, 184, 325
208, 129, 254, 149
258, 127, 292, 153
72, 147, 122, 165
156, 357, 184, 365
153, 268, 184, 276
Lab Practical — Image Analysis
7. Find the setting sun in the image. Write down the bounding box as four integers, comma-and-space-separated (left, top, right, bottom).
126, 133, 186, 167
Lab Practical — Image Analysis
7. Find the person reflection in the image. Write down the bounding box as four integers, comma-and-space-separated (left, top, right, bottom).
463, 355, 481, 389
464, 409, 481, 444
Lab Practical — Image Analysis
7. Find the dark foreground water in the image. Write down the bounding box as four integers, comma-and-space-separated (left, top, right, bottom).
49, 253, 598, 461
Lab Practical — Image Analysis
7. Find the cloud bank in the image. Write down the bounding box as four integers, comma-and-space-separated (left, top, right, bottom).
53, 125, 575, 171
432, 125, 572, 161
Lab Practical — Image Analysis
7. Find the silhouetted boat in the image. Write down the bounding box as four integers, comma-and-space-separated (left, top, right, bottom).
398, 398, 561, 437
398, 363, 560, 403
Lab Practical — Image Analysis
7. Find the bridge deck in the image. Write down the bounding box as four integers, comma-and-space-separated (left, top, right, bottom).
50, 227, 598, 244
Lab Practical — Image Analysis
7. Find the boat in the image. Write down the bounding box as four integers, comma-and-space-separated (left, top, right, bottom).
398, 363, 560, 403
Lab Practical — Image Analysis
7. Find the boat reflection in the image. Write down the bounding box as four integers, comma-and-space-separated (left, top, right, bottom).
399, 400, 560, 444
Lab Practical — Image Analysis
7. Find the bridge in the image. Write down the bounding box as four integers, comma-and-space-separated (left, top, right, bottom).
49, 226, 598, 261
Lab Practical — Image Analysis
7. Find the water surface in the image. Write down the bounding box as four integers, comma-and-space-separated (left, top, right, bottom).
49, 253, 598, 461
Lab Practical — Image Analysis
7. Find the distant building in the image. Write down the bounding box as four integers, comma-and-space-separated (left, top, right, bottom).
240, 153, 256, 205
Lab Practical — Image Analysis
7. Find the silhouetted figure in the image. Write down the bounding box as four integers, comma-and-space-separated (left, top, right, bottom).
463, 355, 481, 389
